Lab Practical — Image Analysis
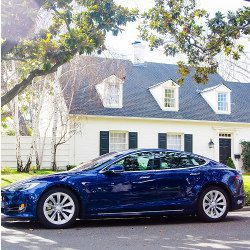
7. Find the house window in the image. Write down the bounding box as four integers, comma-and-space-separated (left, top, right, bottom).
218, 93, 228, 112
110, 131, 128, 152
105, 82, 120, 107
167, 134, 182, 150
164, 88, 175, 108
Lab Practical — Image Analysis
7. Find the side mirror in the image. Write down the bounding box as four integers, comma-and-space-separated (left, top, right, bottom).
105, 165, 124, 174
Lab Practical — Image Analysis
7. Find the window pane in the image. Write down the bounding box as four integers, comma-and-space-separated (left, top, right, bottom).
105, 83, 120, 106
154, 152, 206, 170
155, 151, 182, 169
110, 132, 128, 152
167, 134, 182, 150
218, 93, 228, 111
115, 152, 155, 171
164, 88, 175, 108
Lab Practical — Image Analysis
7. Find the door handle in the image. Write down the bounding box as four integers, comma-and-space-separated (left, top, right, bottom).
139, 176, 151, 179
190, 172, 200, 176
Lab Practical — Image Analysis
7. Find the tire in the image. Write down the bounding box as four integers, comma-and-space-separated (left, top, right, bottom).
197, 186, 229, 222
37, 187, 79, 229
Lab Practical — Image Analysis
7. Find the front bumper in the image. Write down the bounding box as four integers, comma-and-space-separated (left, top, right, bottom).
1, 190, 38, 219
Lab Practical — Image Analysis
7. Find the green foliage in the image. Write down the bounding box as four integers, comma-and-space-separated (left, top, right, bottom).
226, 157, 236, 169
241, 141, 250, 171
66, 164, 77, 171
29, 165, 38, 173
1, 166, 15, 174
243, 175, 250, 206
1, 0, 138, 106
140, 0, 249, 84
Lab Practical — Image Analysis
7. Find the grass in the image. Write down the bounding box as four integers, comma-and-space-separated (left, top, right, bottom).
243, 174, 250, 206
1, 169, 57, 188
1, 169, 250, 206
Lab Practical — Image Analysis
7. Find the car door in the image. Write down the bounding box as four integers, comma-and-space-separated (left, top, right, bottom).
154, 151, 206, 211
88, 168, 132, 215
90, 151, 158, 214
125, 152, 158, 212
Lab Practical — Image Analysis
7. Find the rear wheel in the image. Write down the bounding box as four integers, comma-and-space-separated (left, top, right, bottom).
198, 186, 229, 222
37, 187, 79, 228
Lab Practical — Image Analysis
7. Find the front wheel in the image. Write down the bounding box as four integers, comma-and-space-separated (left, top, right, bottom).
37, 187, 79, 228
198, 186, 229, 222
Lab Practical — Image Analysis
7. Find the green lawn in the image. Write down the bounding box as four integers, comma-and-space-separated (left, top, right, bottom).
243, 174, 250, 206
1, 170, 250, 205
1, 169, 57, 188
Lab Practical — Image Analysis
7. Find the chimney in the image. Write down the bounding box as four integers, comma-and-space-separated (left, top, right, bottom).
132, 41, 145, 65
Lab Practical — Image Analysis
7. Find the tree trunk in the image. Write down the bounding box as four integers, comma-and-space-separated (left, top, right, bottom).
50, 68, 61, 170
51, 145, 58, 171
14, 96, 23, 172
23, 156, 32, 173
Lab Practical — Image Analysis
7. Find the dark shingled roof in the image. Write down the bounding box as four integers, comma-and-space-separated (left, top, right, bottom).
60, 56, 250, 123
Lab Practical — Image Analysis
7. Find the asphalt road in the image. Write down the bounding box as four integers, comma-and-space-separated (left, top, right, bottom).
1, 210, 250, 250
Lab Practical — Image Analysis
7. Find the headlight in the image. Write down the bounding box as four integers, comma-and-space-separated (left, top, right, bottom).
8, 182, 40, 192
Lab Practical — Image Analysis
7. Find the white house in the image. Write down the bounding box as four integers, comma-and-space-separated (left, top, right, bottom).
58, 50, 250, 171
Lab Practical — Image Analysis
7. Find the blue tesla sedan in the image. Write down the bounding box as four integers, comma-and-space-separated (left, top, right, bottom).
1, 149, 245, 228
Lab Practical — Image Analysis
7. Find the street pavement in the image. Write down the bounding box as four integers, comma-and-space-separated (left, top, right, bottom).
1, 210, 250, 250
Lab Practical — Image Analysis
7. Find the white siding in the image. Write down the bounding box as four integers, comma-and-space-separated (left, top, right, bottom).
70, 116, 250, 170
1, 136, 70, 169
2, 117, 250, 171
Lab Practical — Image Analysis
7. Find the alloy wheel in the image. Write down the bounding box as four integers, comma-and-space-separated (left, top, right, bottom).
43, 192, 75, 225
202, 190, 227, 219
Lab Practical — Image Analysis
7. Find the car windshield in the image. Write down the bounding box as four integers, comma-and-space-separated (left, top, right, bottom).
69, 152, 120, 172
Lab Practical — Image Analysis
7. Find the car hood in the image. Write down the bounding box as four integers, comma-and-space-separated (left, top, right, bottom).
2, 170, 93, 191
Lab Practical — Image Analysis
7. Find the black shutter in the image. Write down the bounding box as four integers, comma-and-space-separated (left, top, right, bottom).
129, 132, 138, 149
158, 133, 167, 148
100, 131, 109, 155
184, 134, 193, 153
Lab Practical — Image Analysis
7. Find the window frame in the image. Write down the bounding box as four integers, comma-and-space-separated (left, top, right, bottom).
104, 81, 122, 108
217, 92, 229, 112
109, 131, 128, 152
162, 85, 179, 111
167, 133, 184, 151
164, 88, 176, 108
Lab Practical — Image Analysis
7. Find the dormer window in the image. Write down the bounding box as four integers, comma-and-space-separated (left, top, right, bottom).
105, 82, 120, 107
164, 88, 176, 108
95, 75, 123, 108
149, 80, 179, 111
218, 92, 229, 112
200, 84, 231, 115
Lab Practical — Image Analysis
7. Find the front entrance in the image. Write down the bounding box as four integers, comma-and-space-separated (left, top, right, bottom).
219, 137, 231, 164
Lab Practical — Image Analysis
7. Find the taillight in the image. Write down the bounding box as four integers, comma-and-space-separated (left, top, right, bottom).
235, 174, 242, 181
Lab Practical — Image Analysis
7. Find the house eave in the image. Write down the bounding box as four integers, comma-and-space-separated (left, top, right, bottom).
68, 114, 250, 126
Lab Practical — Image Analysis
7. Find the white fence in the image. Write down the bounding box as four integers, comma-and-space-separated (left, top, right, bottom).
1, 136, 70, 169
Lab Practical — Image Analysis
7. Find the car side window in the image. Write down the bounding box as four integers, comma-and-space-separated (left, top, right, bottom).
155, 151, 206, 170
178, 154, 206, 168
115, 152, 155, 171
155, 151, 182, 169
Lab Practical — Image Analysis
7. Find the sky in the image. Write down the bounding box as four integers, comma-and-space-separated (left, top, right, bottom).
103, 0, 250, 82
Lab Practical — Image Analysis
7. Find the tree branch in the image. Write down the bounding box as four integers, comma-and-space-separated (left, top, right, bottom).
1, 61, 64, 107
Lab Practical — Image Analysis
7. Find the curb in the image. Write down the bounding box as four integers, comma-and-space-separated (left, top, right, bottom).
232, 206, 250, 212
241, 206, 250, 211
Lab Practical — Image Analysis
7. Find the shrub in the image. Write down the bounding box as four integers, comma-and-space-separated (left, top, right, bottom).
30, 165, 38, 173
246, 191, 250, 206
1, 166, 15, 174
66, 165, 77, 171
241, 141, 250, 171
226, 157, 236, 169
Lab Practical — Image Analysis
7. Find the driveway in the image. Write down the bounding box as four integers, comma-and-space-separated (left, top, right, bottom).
2, 210, 250, 250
